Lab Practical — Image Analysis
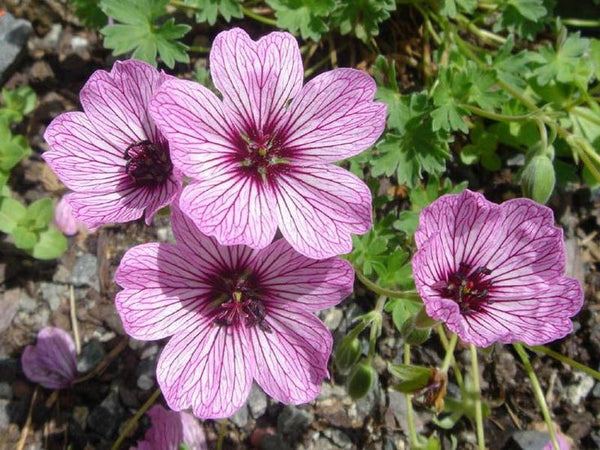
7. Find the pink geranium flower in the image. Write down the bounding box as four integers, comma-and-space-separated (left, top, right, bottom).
412, 190, 583, 347
21, 327, 77, 389
135, 405, 207, 450
43, 59, 182, 230
115, 205, 354, 418
150, 28, 386, 259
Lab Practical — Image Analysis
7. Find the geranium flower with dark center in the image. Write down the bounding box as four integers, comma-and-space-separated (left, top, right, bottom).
412, 190, 584, 347
150, 28, 386, 259
115, 204, 354, 418
43, 60, 182, 230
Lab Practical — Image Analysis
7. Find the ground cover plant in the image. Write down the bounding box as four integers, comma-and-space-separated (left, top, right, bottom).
1, 0, 599, 448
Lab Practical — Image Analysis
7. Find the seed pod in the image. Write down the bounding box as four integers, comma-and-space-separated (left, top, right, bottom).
521, 153, 555, 205
334, 337, 362, 374
347, 360, 377, 400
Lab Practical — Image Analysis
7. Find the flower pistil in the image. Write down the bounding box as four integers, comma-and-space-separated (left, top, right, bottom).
435, 262, 493, 315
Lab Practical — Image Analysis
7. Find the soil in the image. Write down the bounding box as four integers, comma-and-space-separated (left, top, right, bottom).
0, 1, 599, 450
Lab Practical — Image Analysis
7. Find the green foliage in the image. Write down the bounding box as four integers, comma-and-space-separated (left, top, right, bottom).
0, 120, 31, 190
460, 123, 501, 170
439, 0, 476, 18
183, 0, 243, 25
389, 363, 432, 393
70, 0, 108, 28
266, 0, 335, 41
493, 0, 551, 40
372, 92, 450, 188
0, 195, 67, 260
0, 87, 37, 124
330, 0, 396, 43
100, 0, 191, 68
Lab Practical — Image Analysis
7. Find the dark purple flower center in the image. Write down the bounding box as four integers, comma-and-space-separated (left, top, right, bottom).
235, 130, 291, 183
433, 262, 493, 315
211, 269, 271, 332
124, 140, 173, 187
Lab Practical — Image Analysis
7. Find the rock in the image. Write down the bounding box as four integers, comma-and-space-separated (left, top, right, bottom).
321, 428, 354, 448
566, 371, 594, 406
0, 289, 19, 333
135, 358, 157, 391
87, 384, 124, 437
320, 308, 343, 331
508, 431, 553, 450
261, 434, 292, 450
40, 282, 67, 311
71, 254, 100, 291
493, 349, 517, 387
77, 340, 106, 373
0, 382, 11, 400
72, 406, 89, 430
593, 381, 600, 398
136, 374, 155, 391
247, 384, 267, 419
0, 13, 32, 83
277, 405, 314, 441
386, 389, 425, 434
230, 404, 249, 428
0, 399, 10, 429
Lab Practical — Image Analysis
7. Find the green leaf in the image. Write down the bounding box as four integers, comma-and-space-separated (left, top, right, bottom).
32, 227, 68, 260
0, 86, 37, 124
389, 363, 432, 393
531, 32, 592, 87
0, 123, 31, 172
0, 196, 27, 234
330, 0, 395, 43
100, 0, 190, 68
390, 298, 422, 330
439, 0, 476, 18
493, 0, 550, 40
24, 198, 54, 230
12, 226, 37, 250
71, 0, 108, 28
183, 0, 243, 25
266, 0, 334, 41
460, 123, 500, 169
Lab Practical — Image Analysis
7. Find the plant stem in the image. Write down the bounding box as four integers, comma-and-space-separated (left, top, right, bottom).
111, 388, 161, 450
470, 344, 485, 450
355, 269, 422, 302
188, 46, 211, 53
404, 343, 420, 448
513, 343, 559, 450
441, 332, 458, 373
459, 103, 537, 122
242, 7, 278, 27
570, 106, 600, 127
562, 18, 600, 27
437, 326, 464, 388
217, 420, 227, 450
527, 345, 600, 381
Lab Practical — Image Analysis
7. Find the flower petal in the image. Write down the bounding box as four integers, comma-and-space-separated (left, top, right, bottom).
115, 243, 215, 341
43, 112, 125, 192
251, 238, 354, 311
64, 171, 180, 229
21, 327, 77, 389
80, 59, 167, 148
170, 202, 256, 270
210, 28, 303, 132
150, 78, 238, 180
279, 68, 386, 164
463, 277, 583, 346
275, 165, 372, 259
157, 318, 254, 419
248, 308, 331, 404
179, 170, 277, 250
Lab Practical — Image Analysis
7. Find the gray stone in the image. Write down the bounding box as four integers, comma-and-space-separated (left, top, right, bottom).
0, 399, 10, 429
77, 340, 105, 373
566, 371, 594, 406
320, 308, 343, 331
510, 431, 552, 450
18, 294, 37, 312
261, 434, 292, 450
136, 374, 155, 391
593, 381, 600, 398
230, 404, 249, 428
0, 382, 11, 400
0, 289, 18, 333
71, 254, 100, 291
387, 389, 425, 434
87, 385, 124, 437
277, 405, 314, 441
72, 406, 88, 430
322, 428, 354, 449
40, 282, 67, 311
247, 384, 267, 419
0, 13, 32, 83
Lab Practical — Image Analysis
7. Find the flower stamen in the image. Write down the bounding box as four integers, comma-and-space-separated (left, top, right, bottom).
124, 140, 173, 187
436, 262, 493, 315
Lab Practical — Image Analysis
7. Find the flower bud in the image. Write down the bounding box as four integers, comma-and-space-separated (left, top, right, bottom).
401, 314, 432, 345
521, 153, 555, 204
334, 337, 362, 374
347, 360, 377, 400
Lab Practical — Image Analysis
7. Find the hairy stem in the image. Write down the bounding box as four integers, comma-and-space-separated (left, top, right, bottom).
527, 345, 600, 381
441, 332, 458, 373
355, 269, 422, 301
404, 343, 420, 448
514, 343, 559, 450
112, 388, 161, 450
470, 344, 485, 450
242, 7, 278, 27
